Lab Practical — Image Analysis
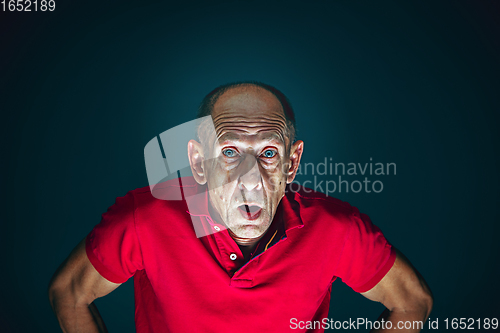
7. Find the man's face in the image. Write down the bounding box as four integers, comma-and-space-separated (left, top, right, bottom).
191, 86, 302, 240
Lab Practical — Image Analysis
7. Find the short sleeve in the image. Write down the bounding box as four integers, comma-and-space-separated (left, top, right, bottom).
85, 191, 144, 283
334, 206, 396, 293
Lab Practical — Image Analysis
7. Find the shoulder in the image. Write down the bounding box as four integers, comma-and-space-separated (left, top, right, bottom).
92, 178, 199, 244
127, 176, 199, 208
282, 184, 364, 254
101, 178, 199, 229
285, 182, 357, 220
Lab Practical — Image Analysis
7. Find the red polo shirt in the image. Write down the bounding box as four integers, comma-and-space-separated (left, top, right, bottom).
86, 177, 396, 332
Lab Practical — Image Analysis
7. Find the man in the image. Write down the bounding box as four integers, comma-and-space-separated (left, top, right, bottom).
49, 82, 433, 332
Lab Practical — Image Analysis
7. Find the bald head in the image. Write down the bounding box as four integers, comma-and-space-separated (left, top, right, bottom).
197, 81, 296, 147
212, 85, 288, 146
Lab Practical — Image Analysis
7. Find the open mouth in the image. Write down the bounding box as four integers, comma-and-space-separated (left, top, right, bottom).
237, 204, 262, 220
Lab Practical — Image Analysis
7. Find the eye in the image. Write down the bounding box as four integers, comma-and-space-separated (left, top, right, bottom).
262, 149, 277, 158
222, 148, 237, 158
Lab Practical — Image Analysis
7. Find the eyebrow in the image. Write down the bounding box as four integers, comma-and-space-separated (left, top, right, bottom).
218, 133, 284, 146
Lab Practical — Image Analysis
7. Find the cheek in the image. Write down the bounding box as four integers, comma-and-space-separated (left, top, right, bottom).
207, 158, 238, 185
262, 165, 287, 194
206, 160, 227, 187
267, 161, 287, 180
210, 179, 238, 204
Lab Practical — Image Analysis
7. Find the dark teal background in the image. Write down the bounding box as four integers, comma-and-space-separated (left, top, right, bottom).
1, 1, 499, 332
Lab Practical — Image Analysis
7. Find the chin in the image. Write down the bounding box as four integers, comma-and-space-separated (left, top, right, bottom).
233, 225, 266, 239
229, 213, 271, 235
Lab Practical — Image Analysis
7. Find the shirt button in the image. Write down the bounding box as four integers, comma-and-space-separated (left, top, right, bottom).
229, 253, 237, 261
213, 226, 220, 231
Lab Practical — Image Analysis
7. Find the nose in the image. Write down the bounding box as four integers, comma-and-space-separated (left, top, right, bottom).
238, 154, 262, 191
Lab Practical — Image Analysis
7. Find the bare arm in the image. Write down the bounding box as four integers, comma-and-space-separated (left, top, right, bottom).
48, 237, 121, 333
361, 248, 433, 332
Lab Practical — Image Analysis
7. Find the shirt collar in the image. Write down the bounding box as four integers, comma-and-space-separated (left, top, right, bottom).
281, 189, 305, 232
181, 177, 211, 217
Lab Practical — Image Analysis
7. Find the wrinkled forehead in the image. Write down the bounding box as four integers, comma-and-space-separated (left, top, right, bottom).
211, 86, 288, 145
217, 131, 284, 148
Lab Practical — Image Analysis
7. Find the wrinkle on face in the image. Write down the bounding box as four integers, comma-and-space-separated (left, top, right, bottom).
212, 86, 288, 143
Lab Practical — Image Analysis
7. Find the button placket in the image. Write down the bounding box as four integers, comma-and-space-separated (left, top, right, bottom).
211, 225, 244, 275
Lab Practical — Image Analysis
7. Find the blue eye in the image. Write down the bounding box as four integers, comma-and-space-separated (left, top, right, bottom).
223, 149, 237, 157
263, 149, 276, 158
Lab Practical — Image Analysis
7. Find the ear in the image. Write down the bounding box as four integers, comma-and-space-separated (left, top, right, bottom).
286, 140, 304, 184
188, 140, 207, 185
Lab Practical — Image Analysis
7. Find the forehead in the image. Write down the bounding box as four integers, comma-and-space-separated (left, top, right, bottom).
211, 85, 287, 145
218, 131, 283, 147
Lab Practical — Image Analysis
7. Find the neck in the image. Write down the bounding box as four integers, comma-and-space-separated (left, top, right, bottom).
227, 228, 264, 260
227, 228, 264, 247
